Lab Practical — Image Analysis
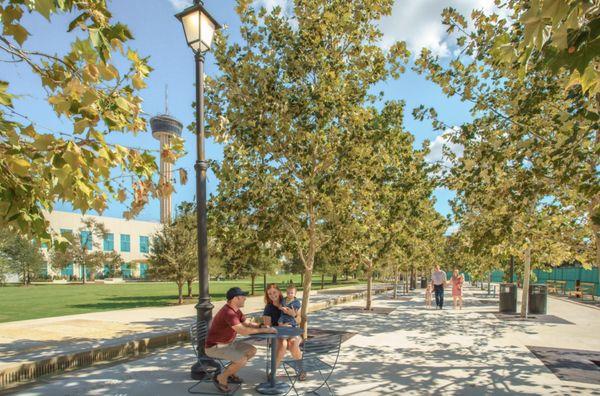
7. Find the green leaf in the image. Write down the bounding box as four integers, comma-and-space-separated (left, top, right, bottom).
34, 0, 55, 20
6, 24, 29, 46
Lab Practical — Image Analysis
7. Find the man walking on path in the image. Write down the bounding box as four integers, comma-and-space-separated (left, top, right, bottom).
205, 287, 276, 393
431, 265, 447, 310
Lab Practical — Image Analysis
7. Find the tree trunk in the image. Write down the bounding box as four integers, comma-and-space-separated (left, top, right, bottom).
177, 283, 183, 305
366, 267, 373, 310
300, 267, 313, 339
263, 273, 267, 292
300, 203, 317, 339
251, 274, 256, 295
344, 270, 348, 281
520, 243, 532, 318
321, 273, 324, 290
300, 272, 304, 288
332, 273, 337, 284
187, 279, 193, 297
393, 268, 399, 299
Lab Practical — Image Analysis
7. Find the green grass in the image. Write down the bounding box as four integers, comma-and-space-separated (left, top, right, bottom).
0, 275, 362, 323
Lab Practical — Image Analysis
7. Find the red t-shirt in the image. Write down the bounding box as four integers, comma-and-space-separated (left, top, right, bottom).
205, 303, 246, 348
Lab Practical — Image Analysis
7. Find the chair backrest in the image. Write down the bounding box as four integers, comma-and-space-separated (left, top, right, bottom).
190, 320, 209, 358
302, 333, 342, 361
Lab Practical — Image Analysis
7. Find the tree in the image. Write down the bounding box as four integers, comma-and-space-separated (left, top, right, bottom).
413, 5, 598, 316
147, 211, 196, 304
490, 0, 599, 106
50, 218, 111, 283
0, 228, 46, 285
337, 101, 443, 309
0, 0, 184, 243
206, 0, 408, 336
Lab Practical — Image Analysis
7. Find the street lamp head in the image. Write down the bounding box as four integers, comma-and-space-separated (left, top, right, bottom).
175, 2, 221, 54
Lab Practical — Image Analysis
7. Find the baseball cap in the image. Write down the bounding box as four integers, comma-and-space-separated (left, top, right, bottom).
226, 287, 249, 300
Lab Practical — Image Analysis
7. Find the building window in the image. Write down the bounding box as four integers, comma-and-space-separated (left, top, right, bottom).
120, 234, 130, 252
103, 233, 114, 251
139, 236, 149, 253
80, 231, 92, 250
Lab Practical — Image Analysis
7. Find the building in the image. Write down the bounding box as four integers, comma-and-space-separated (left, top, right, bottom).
43, 211, 162, 280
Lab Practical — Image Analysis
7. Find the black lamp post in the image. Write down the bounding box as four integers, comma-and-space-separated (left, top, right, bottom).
175, 0, 221, 379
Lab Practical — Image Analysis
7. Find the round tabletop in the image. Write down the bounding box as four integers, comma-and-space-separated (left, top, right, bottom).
255, 326, 303, 339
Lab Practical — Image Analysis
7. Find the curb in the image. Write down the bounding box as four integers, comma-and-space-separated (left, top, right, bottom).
0, 285, 392, 391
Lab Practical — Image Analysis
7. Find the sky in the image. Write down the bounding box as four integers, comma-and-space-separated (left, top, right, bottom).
1, 0, 495, 225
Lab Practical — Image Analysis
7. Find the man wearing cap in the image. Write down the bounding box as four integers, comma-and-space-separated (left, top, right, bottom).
206, 287, 276, 393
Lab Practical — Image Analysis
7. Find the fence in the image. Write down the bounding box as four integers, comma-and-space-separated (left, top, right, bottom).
489, 267, 599, 296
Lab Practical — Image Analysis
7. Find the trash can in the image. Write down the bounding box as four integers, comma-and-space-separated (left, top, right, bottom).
528, 284, 548, 314
499, 283, 517, 313
420, 277, 428, 288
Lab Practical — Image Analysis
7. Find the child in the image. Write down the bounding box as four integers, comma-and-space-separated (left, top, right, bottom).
279, 284, 301, 327
425, 283, 433, 308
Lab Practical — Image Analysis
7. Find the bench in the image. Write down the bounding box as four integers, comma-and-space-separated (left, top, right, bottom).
546, 280, 566, 295
569, 282, 596, 301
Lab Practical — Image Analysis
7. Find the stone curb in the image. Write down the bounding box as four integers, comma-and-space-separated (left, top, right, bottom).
0, 285, 392, 391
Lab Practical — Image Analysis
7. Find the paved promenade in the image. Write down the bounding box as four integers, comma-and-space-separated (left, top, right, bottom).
6, 285, 600, 395
0, 284, 390, 390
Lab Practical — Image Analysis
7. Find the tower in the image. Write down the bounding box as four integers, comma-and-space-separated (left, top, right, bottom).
150, 93, 183, 224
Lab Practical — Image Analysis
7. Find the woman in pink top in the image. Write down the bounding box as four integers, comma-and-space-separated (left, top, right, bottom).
451, 268, 464, 309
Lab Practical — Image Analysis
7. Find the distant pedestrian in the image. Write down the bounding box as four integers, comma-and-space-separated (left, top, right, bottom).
431, 265, 447, 310
424, 283, 433, 308
450, 269, 464, 310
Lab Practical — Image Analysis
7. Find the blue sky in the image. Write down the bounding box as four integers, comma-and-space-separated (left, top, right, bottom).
2, 0, 489, 224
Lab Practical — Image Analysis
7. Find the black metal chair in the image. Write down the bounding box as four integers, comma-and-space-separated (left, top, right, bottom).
188, 321, 239, 395
282, 333, 342, 395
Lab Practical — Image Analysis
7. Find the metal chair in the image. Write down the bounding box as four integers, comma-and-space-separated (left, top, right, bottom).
282, 333, 342, 395
188, 321, 239, 395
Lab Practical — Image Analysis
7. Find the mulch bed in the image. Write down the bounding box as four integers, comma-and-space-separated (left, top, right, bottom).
528, 346, 600, 385
335, 306, 396, 315
493, 313, 574, 325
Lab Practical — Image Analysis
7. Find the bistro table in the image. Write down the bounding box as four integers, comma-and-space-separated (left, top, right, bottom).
255, 326, 303, 395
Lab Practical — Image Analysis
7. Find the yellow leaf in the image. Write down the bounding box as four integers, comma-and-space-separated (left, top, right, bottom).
8, 158, 30, 177
132, 74, 146, 90
33, 134, 55, 150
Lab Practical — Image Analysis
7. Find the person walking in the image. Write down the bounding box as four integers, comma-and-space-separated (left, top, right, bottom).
431, 265, 447, 310
450, 268, 464, 309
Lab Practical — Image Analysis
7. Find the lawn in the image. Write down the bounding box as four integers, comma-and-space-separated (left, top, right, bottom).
0, 275, 362, 323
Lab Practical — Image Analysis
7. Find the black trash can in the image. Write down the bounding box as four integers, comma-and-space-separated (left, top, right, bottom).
420, 277, 428, 288
499, 283, 517, 313
528, 284, 548, 314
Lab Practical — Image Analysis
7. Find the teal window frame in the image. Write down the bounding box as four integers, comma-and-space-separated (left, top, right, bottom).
80, 231, 92, 250
139, 236, 149, 253
103, 233, 114, 251
120, 234, 130, 252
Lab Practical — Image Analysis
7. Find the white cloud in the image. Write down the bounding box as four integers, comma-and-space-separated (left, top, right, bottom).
446, 224, 460, 235
379, 0, 499, 57
254, 0, 291, 11
168, 0, 191, 11
425, 127, 464, 167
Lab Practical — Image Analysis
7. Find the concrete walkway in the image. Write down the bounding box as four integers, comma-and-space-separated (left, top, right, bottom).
0, 284, 391, 390
9, 285, 600, 395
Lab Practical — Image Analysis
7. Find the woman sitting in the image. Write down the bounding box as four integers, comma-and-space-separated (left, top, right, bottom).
262, 283, 304, 380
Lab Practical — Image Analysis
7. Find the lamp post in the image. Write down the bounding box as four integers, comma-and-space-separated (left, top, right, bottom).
175, 0, 221, 379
